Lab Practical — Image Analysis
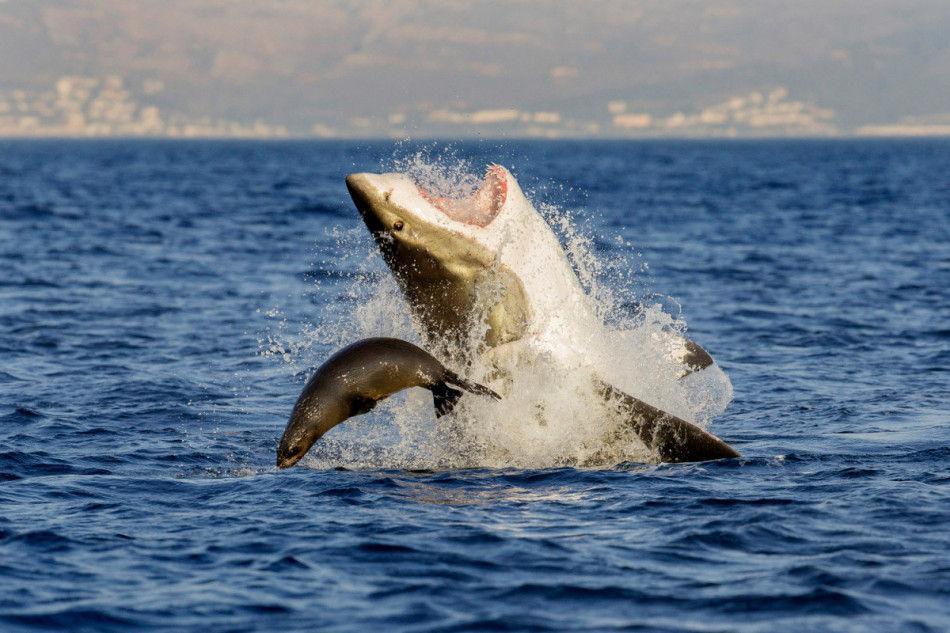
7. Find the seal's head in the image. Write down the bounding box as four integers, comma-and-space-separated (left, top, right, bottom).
277, 433, 308, 468
276, 419, 313, 469
276, 394, 347, 469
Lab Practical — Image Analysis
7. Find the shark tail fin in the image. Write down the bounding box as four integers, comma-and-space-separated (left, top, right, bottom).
432, 383, 464, 418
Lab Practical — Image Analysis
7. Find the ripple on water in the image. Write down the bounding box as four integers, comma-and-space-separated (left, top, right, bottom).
0, 139, 947, 632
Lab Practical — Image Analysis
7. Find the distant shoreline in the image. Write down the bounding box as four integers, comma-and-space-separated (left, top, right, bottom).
1, 135, 949, 142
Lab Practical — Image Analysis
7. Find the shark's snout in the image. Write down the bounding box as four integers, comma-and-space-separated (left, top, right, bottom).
345, 172, 404, 236
345, 173, 377, 217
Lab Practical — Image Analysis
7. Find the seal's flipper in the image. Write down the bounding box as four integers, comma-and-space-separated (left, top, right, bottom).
432, 383, 464, 417
443, 371, 501, 400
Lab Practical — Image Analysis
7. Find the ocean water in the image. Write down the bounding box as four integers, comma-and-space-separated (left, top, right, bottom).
0, 139, 947, 632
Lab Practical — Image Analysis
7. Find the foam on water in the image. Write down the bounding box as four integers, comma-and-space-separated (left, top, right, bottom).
263, 151, 732, 469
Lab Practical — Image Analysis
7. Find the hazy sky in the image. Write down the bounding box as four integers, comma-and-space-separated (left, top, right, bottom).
1, 1, 948, 137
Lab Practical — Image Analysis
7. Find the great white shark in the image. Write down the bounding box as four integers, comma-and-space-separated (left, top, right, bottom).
345, 165, 738, 463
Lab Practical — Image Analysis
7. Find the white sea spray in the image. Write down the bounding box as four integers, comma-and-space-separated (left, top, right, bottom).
261, 153, 732, 469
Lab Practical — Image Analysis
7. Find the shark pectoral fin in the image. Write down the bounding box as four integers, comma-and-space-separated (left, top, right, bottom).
596, 380, 739, 462
484, 338, 535, 370
681, 338, 714, 372
432, 383, 464, 418
481, 338, 540, 396
667, 333, 715, 377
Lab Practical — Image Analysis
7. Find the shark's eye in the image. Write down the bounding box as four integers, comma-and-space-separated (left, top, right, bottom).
393, 220, 404, 231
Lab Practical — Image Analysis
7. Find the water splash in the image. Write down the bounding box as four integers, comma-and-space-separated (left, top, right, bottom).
262, 151, 732, 470
387, 145, 484, 200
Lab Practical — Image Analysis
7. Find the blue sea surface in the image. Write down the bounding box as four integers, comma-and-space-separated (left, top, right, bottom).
0, 139, 948, 632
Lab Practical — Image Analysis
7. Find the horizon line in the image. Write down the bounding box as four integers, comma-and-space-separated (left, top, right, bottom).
0, 132, 950, 143
2, 133, 949, 142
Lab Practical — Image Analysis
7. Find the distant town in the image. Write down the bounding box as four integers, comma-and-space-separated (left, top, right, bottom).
0, 76, 289, 139
1, 76, 947, 139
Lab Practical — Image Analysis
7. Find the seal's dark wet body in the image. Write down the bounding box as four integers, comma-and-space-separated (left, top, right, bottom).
277, 338, 499, 468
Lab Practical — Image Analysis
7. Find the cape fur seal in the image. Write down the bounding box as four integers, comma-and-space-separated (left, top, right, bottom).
277, 337, 499, 468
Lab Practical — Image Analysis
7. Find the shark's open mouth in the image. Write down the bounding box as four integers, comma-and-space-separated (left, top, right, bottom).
417, 165, 507, 227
